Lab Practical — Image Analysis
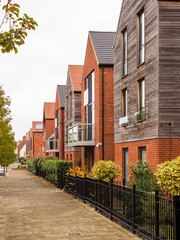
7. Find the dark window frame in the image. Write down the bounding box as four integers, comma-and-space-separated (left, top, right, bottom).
123, 148, 129, 183
139, 146, 146, 162
122, 28, 128, 77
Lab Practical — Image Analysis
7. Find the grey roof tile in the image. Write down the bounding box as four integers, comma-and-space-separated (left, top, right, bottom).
57, 85, 66, 108
89, 31, 115, 66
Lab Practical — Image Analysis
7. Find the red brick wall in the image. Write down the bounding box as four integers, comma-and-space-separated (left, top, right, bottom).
115, 138, 180, 177
81, 34, 115, 171
65, 151, 81, 167
33, 132, 43, 157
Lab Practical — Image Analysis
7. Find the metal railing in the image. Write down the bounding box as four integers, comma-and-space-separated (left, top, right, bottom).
46, 139, 59, 152
68, 124, 95, 145
63, 173, 180, 240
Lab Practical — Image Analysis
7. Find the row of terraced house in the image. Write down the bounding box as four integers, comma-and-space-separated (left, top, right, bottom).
18, 0, 180, 182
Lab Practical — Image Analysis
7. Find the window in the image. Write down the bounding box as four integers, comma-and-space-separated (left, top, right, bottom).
67, 154, 68, 161
85, 71, 94, 141
138, 10, 145, 64
35, 123, 43, 130
138, 79, 145, 111
70, 92, 72, 118
122, 88, 128, 117
139, 147, 146, 162
70, 154, 72, 161
122, 29, 127, 76
66, 96, 68, 120
123, 148, 129, 183
56, 110, 59, 140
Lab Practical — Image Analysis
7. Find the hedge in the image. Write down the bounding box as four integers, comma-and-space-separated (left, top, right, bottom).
26, 157, 73, 186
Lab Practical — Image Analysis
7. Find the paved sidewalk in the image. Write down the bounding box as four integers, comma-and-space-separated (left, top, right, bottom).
0, 165, 140, 240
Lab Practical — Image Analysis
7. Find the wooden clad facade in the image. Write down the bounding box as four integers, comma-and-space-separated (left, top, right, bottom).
114, 0, 159, 143
114, 0, 180, 174
65, 66, 82, 165
158, 1, 180, 138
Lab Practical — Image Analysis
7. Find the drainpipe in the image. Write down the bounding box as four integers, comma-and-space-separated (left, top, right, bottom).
102, 67, 104, 160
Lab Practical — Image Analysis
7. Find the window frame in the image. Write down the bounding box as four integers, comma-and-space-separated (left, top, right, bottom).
138, 79, 145, 112
139, 146, 146, 162
122, 28, 128, 77
123, 148, 129, 184
122, 88, 128, 117
138, 9, 145, 65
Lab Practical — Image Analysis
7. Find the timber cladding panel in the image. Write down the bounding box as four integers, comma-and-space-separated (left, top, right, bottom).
65, 67, 81, 153
114, 0, 159, 144
158, 2, 180, 138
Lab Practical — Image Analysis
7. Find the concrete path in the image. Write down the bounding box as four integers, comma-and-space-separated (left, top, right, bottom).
0, 164, 140, 240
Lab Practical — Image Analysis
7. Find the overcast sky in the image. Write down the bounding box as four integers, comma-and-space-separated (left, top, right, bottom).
0, 0, 122, 141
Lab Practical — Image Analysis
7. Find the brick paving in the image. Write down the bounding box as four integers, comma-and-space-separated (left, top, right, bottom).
0, 164, 140, 240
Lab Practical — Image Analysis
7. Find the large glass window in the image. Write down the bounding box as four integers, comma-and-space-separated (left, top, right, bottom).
122, 29, 127, 76
85, 71, 94, 141
138, 79, 145, 111
138, 10, 145, 64
56, 109, 59, 140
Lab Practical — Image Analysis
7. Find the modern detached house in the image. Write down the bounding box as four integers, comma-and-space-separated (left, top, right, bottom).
65, 65, 83, 166
54, 85, 66, 160
114, 0, 180, 182
68, 31, 115, 171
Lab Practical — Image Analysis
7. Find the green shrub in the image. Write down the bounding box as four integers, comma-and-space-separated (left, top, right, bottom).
19, 157, 26, 165
26, 158, 36, 174
92, 160, 121, 182
41, 160, 73, 185
128, 160, 159, 192
155, 156, 180, 195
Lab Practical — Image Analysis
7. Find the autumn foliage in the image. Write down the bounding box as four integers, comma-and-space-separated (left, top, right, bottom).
155, 157, 180, 196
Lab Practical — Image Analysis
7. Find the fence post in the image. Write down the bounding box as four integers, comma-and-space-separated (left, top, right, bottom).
110, 179, 114, 221
75, 173, 77, 199
95, 179, 97, 211
123, 178, 125, 216
84, 174, 86, 203
132, 185, 136, 234
155, 190, 159, 240
173, 196, 180, 240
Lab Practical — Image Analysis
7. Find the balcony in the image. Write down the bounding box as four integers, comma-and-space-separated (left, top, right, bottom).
46, 139, 59, 153
68, 124, 95, 147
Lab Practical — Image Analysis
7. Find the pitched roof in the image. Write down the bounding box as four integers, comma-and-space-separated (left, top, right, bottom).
57, 85, 66, 108
89, 31, 115, 66
69, 65, 83, 91
44, 102, 55, 119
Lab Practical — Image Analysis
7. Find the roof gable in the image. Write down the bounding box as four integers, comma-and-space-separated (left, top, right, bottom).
89, 31, 115, 66
69, 65, 83, 92
57, 85, 66, 108
44, 102, 55, 119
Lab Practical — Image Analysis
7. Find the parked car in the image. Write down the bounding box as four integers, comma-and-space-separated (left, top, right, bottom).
0, 165, 4, 176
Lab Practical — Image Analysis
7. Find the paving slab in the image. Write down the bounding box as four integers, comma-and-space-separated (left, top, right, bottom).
0, 164, 141, 240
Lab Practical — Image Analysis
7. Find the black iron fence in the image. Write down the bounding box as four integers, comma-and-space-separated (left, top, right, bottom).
62, 173, 180, 240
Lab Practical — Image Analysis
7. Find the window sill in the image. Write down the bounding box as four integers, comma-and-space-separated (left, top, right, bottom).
137, 62, 145, 69
122, 74, 128, 80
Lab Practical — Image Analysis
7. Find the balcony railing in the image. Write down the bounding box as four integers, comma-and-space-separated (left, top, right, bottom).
68, 124, 95, 147
46, 139, 59, 152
